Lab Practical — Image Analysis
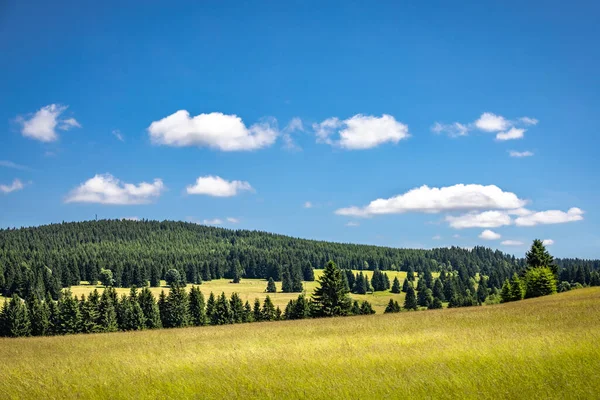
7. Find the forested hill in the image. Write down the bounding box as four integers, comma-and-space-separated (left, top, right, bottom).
0, 219, 597, 298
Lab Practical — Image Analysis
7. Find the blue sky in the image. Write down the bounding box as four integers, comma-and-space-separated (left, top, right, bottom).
1, 1, 599, 258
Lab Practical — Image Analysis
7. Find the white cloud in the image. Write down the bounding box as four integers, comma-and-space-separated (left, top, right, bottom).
520, 117, 538, 126
431, 122, 469, 137
515, 207, 584, 227
479, 229, 501, 240
203, 218, 223, 225
112, 129, 124, 141
186, 176, 253, 197
542, 239, 554, 246
507, 208, 532, 216
475, 112, 511, 132
509, 150, 534, 157
0, 160, 30, 171
148, 110, 278, 151
282, 117, 303, 151
304, 201, 313, 209
501, 240, 524, 246
446, 210, 512, 229
0, 179, 24, 194
346, 221, 360, 227
226, 217, 239, 224
496, 127, 525, 141
432, 234, 442, 240
336, 184, 526, 217
313, 114, 409, 149
65, 174, 164, 205
17, 104, 80, 142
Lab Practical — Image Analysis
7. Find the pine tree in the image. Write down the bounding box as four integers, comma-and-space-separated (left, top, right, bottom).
275, 306, 282, 320
205, 292, 216, 321
56, 290, 81, 335
359, 301, 375, 315
384, 299, 401, 313
0, 295, 31, 337
302, 261, 315, 282
266, 277, 277, 293
211, 292, 232, 325
404, 284, 418, 311
476, 276, 488, 305
188, 286, 207, 326
429, 297, 443, 309
262, 295, 276, 321
526, 239, 555, 272
407, 268, 415, 282
79, 294, 100, 333
243, 301, 253, 323
149, 265, 161, 287
253, 298, 263, 322
311, 261, 351, 317
157, 290, 168, 328
165, 283, 190, 328
230, 292, 244, 323
231, 260, 242, 283
28, 294, 50, 336
433, 279, 445, 301
509, 273, 524, 301
281, 266, 293, 293
500, 279, 512, 303
402, 278, 410, 293
138, 287, 161, 328
417, 288, 434, 308
391, 276, 401, 294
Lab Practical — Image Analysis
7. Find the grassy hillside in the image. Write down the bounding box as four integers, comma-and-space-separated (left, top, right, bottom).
1, 288, 599, 399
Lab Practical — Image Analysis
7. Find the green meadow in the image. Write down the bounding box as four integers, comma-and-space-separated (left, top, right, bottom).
1, 287, 599, 399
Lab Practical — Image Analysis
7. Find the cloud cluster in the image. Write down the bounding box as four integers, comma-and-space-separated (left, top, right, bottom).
479, 229, 501, 240
0, 179, 24, 194
432, 112, 537, 141
17, 104, 81, 142
65, 174, 164, 205
335, 184, 526, 217
514, 207, 584, 227
542, 239, 554, 246
186, 176, 253, 197
313, 114, 409, 149
148, 111, 278, 151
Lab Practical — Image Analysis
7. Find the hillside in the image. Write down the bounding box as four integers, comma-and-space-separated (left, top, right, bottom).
1, 287, 599, 399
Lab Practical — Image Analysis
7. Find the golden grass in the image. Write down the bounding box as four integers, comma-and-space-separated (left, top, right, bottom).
1, 288, 599, 399
68, 269, 411, 314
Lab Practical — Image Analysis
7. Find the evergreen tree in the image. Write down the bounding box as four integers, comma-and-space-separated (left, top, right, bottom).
407, 268, 415, 282
509, 273, 525, 301
275, 306, 282, 320
261, 295, 276, 321
188, 286, 207, 326
165, 269, 182, 287
211, 292, 232, 325
157, 290, 168, 328
205, 292, 216, 321
500, 279, 512, 303
243, 301, 253, 323
391, 276, 401, 294
359, 301, 375, 315
404, 284, 418, 311
230, 292, 244, 323
165, 283, 190, 328
350, 300, 361, 315
302, 261, 315, 282
476, 276, 489, 305
56, 290, 81, 335
266, 277, 277, 293
524, 267, 557, 298
291, 294, 310, 320
79, 294, 100, 333
526, 239, 555, 273
311, 261, 351, 317
402, 278, 410, 293
149, 265, 161, 287
28, 294, 50, 336
138, 287, 161, 329
430, 297, 443, 309
0, 295, 31, 337
99, 268, 114, 287
353, 272, 368, 294
433, 279, 445, 301
231, 260, 242, 283
417, 288, 434, 308
253, 298, 263, 322
384, 299, 401, 313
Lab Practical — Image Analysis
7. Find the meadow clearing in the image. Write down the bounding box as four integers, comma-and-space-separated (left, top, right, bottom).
1, 287, 598, 399
61, 269, 415, 314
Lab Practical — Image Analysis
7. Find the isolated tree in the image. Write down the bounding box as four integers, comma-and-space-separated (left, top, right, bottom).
390, 276, 401, 294
526, 239, 555, 271
188, 286, 207, 326
99, 268, 114, 287
165, 269, 182, 287
404, 284, 418, 311
524, 267, 557, 298
231, 260, 242, 283
266, 277, 277, 293
384, 299, 401, 313
312, 261, 351, 317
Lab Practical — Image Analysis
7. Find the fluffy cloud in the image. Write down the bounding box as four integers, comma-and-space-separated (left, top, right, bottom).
17, 104, 80, 142
313, 114, 409, 149
446, 210, 512, 229
0, 179, 24, 194
65, 174, 164, 205
282, 117, 303, 151
478, 229, 501, 240
335, 184, 526, 217
148, 111, 277, 151
203, 218, 223, 225
475, 112, 511, 132
501, 240, 524, 246
509, 150, 534, 157
186, 176, 253, 197
431, 122, 469, 137
515, 207, 584, 227
496, 127, 525, 141
542, 239, 554, 246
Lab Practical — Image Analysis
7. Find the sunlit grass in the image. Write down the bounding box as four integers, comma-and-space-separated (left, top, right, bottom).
1, 288, 598, 399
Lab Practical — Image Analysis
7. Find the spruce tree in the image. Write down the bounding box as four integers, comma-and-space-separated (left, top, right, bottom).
407, 268, 415, 282
402, 278, 409, 293
391, 277, 401, 294
359, 301, 375, 315
291, 294, 310, 320
211, 292, 232, 325
262, 295, 276, 321
350, 300, 361, 315
149, 265, 161, 287
0, 295, 31, 337
524, 267, 557, 298
509, 273, 524, 301
302, 261, 315, 281
476, 276, 488, 305
28, 294, 50, 336
417, 288, 434, 308
56, 290, 81, 335
205, 292, 216, 321
79, 294, 100, 333
229, 292, 244, 323
243, 301, 253, 322
433, 279, 445, 301
253, 298, 263, 322
404, 284, 418, 311
188, 286, 207, 326
138, 287, 161, 328
165, 283, 190, 328
311, 261, 351, 317
500, 279, 512, 303
157, 290, 168, 328
266, 277, 277, 293
231, 260, 242, 283
384, 299, 401, 313
526, 239, 555, 272
429, 298, 443, 309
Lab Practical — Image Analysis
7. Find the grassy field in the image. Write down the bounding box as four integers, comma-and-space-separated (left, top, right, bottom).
64, 269, 413, 314
1, 288, 599, 399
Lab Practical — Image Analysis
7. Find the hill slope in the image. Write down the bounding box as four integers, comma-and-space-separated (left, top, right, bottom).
1, 288, 599, 399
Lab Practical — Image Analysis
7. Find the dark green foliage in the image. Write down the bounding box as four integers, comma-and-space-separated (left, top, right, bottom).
590, 271, 600, 287
0, 295, 31, 337
432, 279, 445, 301
165, 269, 182, 287
477, 276, 489, 305
253, 298, 263, 322
526, 239, 556, 275
230, 293, 245, 323
302, 261, 315, 281
430, 297, 443, 309
28, 294, 50, 336
359, 301, 375, 315
284, 294, 311, 320
557, 281, 571, 293
243, 301, 253, 323
402, 278, 409, 293
312, 261, 351, 317
384, 299, 401, 313
266, 277, 277, 293
404, 284, 418, 311
56, 290, 81, 335
205, 292, 216, 321
352, 272, 368, 294
391, 276, 401, 294
407, 268, 415, 282
231, 260, 242, 283
371, 269, 388, 291
524, 267, 557, 298
138, 287, 161, 328
99, 268, 114, 287
149, 265, 161, 287
261, 295, 276, 321
98, 289, 118, 332
163, 284, 190, 328
188, 286, 206, 326
417, 288, 434, 308
281, 265, 303, 292
79, 294, 100, 333
350, 300, 361, 315
211, 292, 232, 325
